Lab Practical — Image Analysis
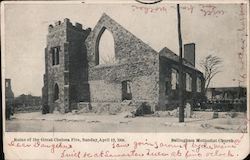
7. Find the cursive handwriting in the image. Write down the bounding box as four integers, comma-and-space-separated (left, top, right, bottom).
8, 141, 72, 153
7, 117, 249, 160
237, 3, 247, 70
199, 4, 225, 17
131, 5, 167, 14
235, 3, 247, 85
131, 4, 225, 17
170, 4, 194, 14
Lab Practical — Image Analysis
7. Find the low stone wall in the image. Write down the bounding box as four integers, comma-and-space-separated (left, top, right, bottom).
15, 105, 42, 113
154, 110, 246, 119
192, 111, 246, 119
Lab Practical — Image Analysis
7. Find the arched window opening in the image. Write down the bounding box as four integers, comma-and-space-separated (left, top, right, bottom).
54, 83, 59, 102
97, 29, 115, 65
52, 47, 60, 66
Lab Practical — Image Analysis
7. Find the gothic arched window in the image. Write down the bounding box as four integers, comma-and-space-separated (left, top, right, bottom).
95, 28, 115, 65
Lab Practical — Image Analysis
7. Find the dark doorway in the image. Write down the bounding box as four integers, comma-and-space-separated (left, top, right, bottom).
54, 83, 59, 101
122, 80, 132, 101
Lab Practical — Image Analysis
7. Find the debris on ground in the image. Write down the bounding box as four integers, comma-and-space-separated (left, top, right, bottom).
200, 123, 212, 128
163, 122, 173, 127
119, 120, 131, 124
213, 112, 219, 118
225, 111, 238, 118
87, 120, 100, 123
164, 122, 187, 127
121, 111, 135, 118
6, 111, 247, 132
153, 109, 178, 117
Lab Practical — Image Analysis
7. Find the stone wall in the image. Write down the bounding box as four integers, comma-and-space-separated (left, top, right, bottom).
85, 13, 159, 111
43, 19, 90, 113
89, 80, 121, 102
43, 14, 205, 114
46, 26, 67, 113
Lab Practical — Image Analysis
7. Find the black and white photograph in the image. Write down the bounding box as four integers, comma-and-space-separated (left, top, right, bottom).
3, 1, 248, 134
2, 1, 250, 160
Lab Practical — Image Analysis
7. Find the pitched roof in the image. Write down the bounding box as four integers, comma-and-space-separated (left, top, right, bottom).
159, 47, 201, 72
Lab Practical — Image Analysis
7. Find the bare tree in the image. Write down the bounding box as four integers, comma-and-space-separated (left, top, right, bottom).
100, 54, 116, 64
200, 55, 223, 93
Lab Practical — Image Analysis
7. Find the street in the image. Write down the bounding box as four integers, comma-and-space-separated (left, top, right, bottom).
5, 112, 247, 133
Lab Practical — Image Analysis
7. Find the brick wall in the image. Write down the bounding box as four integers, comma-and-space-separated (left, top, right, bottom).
159, 56, 205, 110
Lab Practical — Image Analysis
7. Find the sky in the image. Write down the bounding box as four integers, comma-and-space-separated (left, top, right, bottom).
2, 1, 248, 96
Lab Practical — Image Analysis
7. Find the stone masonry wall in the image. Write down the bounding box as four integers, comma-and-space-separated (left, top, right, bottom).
43, 14, 205, 114
44, 19, 90, 113
67, 26, 90, 107
89, 80, 121, 102
85, 13, 159, 111
46, 21, 67, 113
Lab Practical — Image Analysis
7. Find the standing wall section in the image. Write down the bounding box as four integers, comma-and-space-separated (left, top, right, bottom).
159, 55, 205, 111
85, 13, 160, 111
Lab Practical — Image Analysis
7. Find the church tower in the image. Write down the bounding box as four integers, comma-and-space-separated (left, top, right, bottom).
42, 18, 91, 113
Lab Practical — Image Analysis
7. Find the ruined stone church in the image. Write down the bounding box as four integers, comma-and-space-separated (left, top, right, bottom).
42, 13, 205, 114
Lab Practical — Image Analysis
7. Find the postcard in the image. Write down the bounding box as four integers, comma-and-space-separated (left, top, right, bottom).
2, 0, 249, 159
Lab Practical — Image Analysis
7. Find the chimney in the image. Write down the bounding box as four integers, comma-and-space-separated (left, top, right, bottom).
184, 43, 195, 66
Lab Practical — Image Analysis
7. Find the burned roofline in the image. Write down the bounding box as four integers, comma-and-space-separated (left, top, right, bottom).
159, 47, 195, 66
159, 48, 203, 76
160, 55, 204, 77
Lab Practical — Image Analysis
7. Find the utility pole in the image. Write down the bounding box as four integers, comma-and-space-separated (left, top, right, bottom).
177, 4, 185, 122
